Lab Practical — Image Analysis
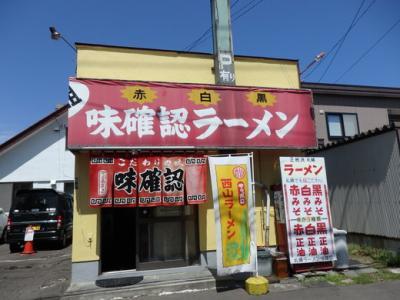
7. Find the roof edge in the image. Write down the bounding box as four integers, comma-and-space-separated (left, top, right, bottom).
302, 82, 400, 98
0, 105, 69, 155
75, 42, 299, 63
307, 124, 397, 154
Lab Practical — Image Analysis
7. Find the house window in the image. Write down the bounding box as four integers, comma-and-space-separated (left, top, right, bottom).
326, 113, 359, 139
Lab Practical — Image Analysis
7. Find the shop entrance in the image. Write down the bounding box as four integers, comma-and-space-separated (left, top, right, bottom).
101, 208, 136, 272
101, 206, 199, 273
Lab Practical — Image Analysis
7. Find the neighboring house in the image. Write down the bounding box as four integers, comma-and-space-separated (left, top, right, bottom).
302, 82, 400, 146
307, 125, 400, 251
302, 82, 400, 250
0, 105, 75, 212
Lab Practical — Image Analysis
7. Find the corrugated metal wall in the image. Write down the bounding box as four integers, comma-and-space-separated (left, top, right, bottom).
315, 129, 400, 239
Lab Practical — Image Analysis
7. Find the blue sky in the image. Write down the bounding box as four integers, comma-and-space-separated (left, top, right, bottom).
1, 0, 399, 143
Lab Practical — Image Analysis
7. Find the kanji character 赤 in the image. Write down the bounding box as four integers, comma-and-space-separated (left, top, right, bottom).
246, 110, 272, 139
114, 167, 137, 194
305, 223, 316, 235
316, 222, 328, 234
139, 167, 162, 192
158, 106, 191, 139
284, 164, 294, 175
293, 224, 304, 235
163, 167, 184, 192
275, 112, 299, 139
296, 238, 304, 247
193, 108, 223, 139
86, 105, 124, 138
289, 185, 300, 196
315, 207, 324, 216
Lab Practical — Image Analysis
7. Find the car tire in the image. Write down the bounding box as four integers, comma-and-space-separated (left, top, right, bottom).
58, 233, 67, 249
0, 229, 6, 244
9, 243, 21, 253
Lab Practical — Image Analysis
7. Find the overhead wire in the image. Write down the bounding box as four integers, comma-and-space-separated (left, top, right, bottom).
302, 0, 376, 79
334, 16, 400, 83
318, 0, 366, 82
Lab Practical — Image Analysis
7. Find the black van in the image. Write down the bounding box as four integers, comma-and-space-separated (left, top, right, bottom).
7, 189, 73, 252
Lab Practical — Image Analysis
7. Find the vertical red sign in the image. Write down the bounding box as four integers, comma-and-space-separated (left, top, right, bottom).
89, 156, 114, 207
162, 156, 185, 206
137, 156, 162, 207
185, 156, 208, 204
113, 155, 138, 207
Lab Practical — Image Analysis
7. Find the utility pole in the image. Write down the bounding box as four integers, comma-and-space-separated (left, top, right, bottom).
211, 0, 236, 86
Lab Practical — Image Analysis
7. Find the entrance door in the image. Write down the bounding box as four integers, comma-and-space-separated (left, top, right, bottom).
136, 205, 199, 270
101, 208, 136, 272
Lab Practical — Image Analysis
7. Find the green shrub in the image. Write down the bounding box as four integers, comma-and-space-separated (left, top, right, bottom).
348, 243, 400, 267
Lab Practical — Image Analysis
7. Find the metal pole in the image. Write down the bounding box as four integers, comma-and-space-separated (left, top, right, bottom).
249, 152, 258, 277
211, 0, 236, 85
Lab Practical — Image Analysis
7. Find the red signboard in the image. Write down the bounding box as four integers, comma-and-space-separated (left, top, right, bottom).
68, 79, 316, 149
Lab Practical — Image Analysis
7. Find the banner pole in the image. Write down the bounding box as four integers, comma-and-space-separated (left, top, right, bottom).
249, 152, 258, 277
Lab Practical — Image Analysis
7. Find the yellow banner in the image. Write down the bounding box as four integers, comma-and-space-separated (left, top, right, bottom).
215, 164, 250, 267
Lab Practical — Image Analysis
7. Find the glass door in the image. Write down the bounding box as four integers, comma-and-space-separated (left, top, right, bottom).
136, 206, 199, 270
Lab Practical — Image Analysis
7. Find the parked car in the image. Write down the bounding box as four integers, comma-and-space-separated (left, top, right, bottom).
7, 189, 73, 253
0, 208, 7, 243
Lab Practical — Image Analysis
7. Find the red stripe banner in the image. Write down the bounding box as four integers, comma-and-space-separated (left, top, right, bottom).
185, 156, 208, 204
137, 156, 163, 207
113, 155, 138, 207
89, 156, 114, 208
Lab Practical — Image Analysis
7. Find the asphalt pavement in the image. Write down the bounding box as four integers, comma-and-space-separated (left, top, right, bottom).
0, 241, 71, 300
135, 280, 400, 300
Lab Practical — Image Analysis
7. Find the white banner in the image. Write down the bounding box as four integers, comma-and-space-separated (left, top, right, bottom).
279, 157, 336, 264
208, 155, 257, 276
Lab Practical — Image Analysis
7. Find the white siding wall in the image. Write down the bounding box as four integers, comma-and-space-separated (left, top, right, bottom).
0, 113, 74, 184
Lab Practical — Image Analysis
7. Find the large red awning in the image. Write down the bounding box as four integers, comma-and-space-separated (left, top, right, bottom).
67, 79, 316, 149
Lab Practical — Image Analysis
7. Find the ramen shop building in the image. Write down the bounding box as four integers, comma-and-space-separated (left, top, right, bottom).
68, 43, 316, 283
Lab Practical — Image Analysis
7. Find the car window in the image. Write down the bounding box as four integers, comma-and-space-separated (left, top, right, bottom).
13, 190, 58, 212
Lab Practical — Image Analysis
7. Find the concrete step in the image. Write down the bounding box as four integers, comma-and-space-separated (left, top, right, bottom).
62, 267, 241, 300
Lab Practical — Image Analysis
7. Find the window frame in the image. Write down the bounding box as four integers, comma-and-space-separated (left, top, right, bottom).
325, 112, 359, 140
